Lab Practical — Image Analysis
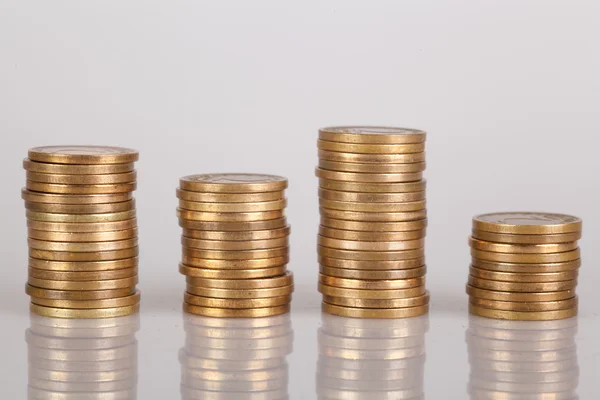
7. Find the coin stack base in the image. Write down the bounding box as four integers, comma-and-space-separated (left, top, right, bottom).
467, 212, 582, 321
316, 126, 430, 318
23, 146, 141, 318
177, 173, 294, 317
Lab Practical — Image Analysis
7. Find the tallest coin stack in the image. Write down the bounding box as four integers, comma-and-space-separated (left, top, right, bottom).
22, 146, 141, 318
316, 126, 430, 318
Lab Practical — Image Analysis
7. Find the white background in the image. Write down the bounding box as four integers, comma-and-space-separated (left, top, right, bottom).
1, 1, 599, 398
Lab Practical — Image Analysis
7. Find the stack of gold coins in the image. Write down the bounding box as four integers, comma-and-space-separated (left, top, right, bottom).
467, 315, 579, 398
317, 313, 429, 399
316, 126, 429, 318
176, 173, 294, 318
180, 314, 293, 399
467, 212, 582, 321
28, 313, 139, 399
22, 146, 141, 318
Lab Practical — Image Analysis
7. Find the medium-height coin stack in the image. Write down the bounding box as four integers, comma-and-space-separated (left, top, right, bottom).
180, 314, 293, 399
23, 146, 141, 318
316, 126, 429, 318
467, 316, 579, 398
177, 173, 294, 318
467, 212, 582, 321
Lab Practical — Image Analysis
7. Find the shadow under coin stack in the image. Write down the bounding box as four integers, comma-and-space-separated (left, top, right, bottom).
467, 212, 582, 321
177, 173, 294, 318
23, 146, 141, 318
316, 126, 429, 318
180, 313, 293, 400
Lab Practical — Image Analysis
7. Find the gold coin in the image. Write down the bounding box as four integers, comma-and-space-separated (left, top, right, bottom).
317, 140, 425, 154
31, 291, 141, 309
28, 276, 138, 290
176, 188, 283, 203
319, 274, 424, 290
25, 200, 135, 214
321, 217, 427, 232
319, 266, 426, 280
469, 296, 578, 312
179, 217, 287, 231
318, 126, 426, 144
318, 283, 426, 299
29, 267, 138, 281
319, 149, 426, 163
322, 293, 429, 309
319, 226, 425, 241
177, 209, 283, 222
471, 258, 581, 273
180, 173, 287, 193
25, 285, 135, 300
178, 199, 287, 213
182, 237, 288, 250
23, 159, 135, 174
469, 266, 578, 283
30, 303, 139, 319
320, 208, 427, 222
28, 146, 139, 164
26, 171, 137, 185
28, 238, 138, 252
322, 303, 429, 318
319, 199, 426, 213
467, 276, 577, 293
471, 229, 582, 244
465, 285, 576, 302
473, 212, 582, 234
316, 168, 423, 183
26, 210, 136, 223
319, 159, 425, 173
320, 179, 426, 193
180, 264, 287, 279
183, 246, 288, 260
318, 188, 426, 203
182, 255, 288, 269
26, 181, 137, 194
21, 189, 132, 205
318, 236, 424, 251
182, 226, 290, 241
187, 272, 293, 289
183, 304, 289, 317
30, 247, 139, 262
27, 219, 137, 233
186, 284, 294, 299
471, 248, 580, 263
318, 256, 425, 270
184, 293, 290, 309
29, 257, 138, 272
469, 238, 578, 254
318, 246, 424, 261
469, 304, 577, 321
28, 228, 137, 242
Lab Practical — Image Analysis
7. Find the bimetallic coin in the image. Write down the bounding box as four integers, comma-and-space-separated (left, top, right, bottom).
319, 274, 424, 290
176, 188, 283, 203
26, 171, 137, 185
318, 236, 424, 251
319, 149, 426, 164
28, 238, 138, 252
469, 304, 577, 321
28, 228, 137, 242
469, 266, 578, 283
31, 291, 141, 309
28, 276, 138, 291
180, 264, 287, 279
319, 266, 426, 280
25, 200, 135, 214
320, 208, 427, 222
26, 181, 137, 194
184, 293, 290, 309
471, 248, 580, 263
27, 219, 137, 233
28, 146, 139, 164
25, 285, 135, 300
318, 283, 426, 299
30, 247, 139, 262
21, 189, 132, 205
183, 247, 288, 260
183, 304, 290, 318
469, 296, 578, 312
319, 188, 426, 203
318, 126, 426, 144
187, 272, 293, 289
182, 237, 288, 250
182, 226, 290, 241
178, 199, 287, 213
471, 229, 582, 244
473, 212, 582, 234
320, 179, 426, 193
318, 256, 425, 270
322, 303, 429, 319
29, 257, 138, 272
465, 285, 576, 302
182, 255, 288, 270
316, 168, 423, 183
319, 199, 426, 213
26, 210, 136, 223
23, 159, 135, 174
319, 226, 425, 241
186, 284, 293, 299
30, 303, 139, 319
321, 217, 427, 232
29, 267, 138, 281
472, 258, 581, 273
317, 140, 425, 154
180, 173, 288, 193
468, 276, 576, 292
319, 159, 426, 173
318, 246, 424, 261
469, 238, 578, 254
322, 293, 429, 309
179, 218, 287, 232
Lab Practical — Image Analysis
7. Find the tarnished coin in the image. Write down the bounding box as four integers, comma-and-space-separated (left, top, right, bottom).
319, 266, 426, 280
29, 257, 138, 272
180, 173, 288, 193
318, 246, 424, 261
30, 247, 139, 262
182, 226, 290, 241
316, 168, 423, 183
465, 285, 576, 302
186, 284, 294, 299
319, 226, 425, 241
184, 293, 290, 309
28, 238, 137, 252
179, 218, 287, 232
180, 264, 286, 279
25, 285, 135, 300
471, 229, 582, 244
469, 304, 577, 321
22, 189, 132, 205
187, 272, 293, 289
319, 188, 426, 203
28, 276, 138, 291
319, 199, 426, 213
23, 159, 135, 174
469, 296, 578, 312
26, 210, 136, 223
319, 274, 424, 290
28, 228, 138, 242
471, 248, 580, 263
25, 200, 135, 214
26, 171, 137, 185
318, 126, 426, 144
322, 293, 429, 309
182, 247, 288, 260
29, 267, 137, 281
319, 159, 426, 173
31, 291, 141, 309
471, 258, 581, 273
28, 146, 139, 164
178, 199, 287, 212
469, 238, 578, 254
320, 208, 427, 222
26, 181, 137, 194
181, 255, 288, 269
318, 256, 425, 270
183, 304, 290, 318
176, 188, 283, 203
321, 217, 427, 232
30, 303, 140, 319
182, 237, 288, 250
317, 140, 425, 154
467, 277, 577, 293
177, 209, 283, 222
473, 212, 582, 234
320, 179, 426, 193
322, 303, 429, 319
319, 149, 426, 164
318, 236, 424, 251
318, 283, 426, 299
469, 266, 578, 283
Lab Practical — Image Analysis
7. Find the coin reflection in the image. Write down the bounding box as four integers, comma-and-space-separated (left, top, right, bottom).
317, 313, 429, 399
180, 314, 293, 400
27, 313, 139, 399
467, 315, 579, 399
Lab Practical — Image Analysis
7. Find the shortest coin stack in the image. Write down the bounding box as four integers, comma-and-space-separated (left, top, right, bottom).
467, 212, 583, 321
177, 173, 294, 318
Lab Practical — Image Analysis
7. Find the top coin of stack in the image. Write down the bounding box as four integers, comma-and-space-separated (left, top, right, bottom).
176, 173, 293, 318
316, 126, 429, 319
467, 212, 582, 321
22, 146, 141, 318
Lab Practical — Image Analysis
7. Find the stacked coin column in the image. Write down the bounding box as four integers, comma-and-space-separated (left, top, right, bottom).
23, 146, 140, 318
176, 173, 294, 318
316, 126, 429, 318
467, 212, 582, 321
